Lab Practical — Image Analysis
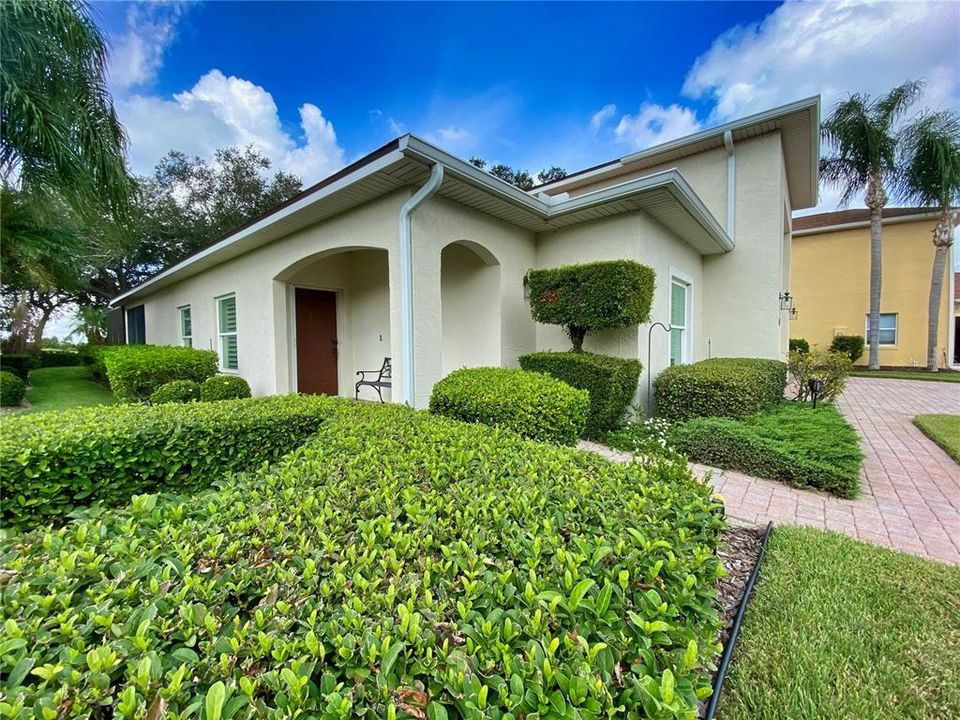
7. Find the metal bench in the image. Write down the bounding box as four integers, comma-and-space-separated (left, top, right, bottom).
355, 357, 391, 402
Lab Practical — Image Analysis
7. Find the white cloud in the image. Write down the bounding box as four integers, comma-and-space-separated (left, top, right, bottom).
613, 103, 702, 150
434, 126, 472, 142
108, 2, 186, 91
683, 0, 960, 123
118, 70, 345, 183
589, 104, 617, 132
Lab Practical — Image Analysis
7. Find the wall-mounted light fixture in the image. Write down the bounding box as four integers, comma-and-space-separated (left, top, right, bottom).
779, 291, 794, 311
522, 269, 532, 299
789, 307, 798, 320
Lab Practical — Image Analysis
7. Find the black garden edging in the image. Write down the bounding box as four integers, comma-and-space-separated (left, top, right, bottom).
704, 521, 774, 720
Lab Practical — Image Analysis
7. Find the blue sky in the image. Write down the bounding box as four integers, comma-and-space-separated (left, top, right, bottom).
93, 0, 958, 211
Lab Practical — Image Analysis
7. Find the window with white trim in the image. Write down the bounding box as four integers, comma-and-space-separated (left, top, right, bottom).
670, 278, 691, 365
178, 305, 192, 347
864, 313, 897, 346
216, 294, 238, 370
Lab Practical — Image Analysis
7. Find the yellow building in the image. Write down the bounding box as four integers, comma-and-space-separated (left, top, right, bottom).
790, 208, 957, 369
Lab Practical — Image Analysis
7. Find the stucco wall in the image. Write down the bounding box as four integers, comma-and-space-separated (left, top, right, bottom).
791, 218, 953, 367
534, 210, 704, 410
440, 242, 501, 374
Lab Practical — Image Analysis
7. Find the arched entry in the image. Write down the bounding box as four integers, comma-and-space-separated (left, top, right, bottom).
440, 241, 501, 374
276, 246, 391, 399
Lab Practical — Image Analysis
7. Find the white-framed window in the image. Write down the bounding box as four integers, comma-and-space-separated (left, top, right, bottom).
864, 313, 897, 346
216, 294, 238, 371
670, 276, 691, 365
178, 305, 192, 347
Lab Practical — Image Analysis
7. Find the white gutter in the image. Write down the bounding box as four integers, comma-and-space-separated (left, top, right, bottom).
723, 130, 735, 237
398, 162, 444, 406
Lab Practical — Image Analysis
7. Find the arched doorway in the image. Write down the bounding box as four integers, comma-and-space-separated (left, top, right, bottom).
440, 241, 501, 374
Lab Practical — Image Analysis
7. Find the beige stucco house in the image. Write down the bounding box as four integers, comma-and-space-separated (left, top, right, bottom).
111, 97, 820, 409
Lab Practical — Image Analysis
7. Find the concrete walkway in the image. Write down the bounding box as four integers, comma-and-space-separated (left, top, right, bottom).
587, 377, 960, 564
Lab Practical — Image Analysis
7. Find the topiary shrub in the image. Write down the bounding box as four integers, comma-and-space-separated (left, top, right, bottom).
829, 334, 865, 364
429, 366, 588, 444
200, 374, 252, 401
670, 402, 863, 498
789, 338, 810, 354
527, 260, 655, 350
38, 349, 82, 367
104, 345, 218, 401
788, 349, 852, 403
0, 394, 339, 528
149, 379, 201, 404
0, 370, 25, 407
0, 353, 40, 382
0, 401, 724, 717
654, 358, 788, 422
520, 351, 640, 438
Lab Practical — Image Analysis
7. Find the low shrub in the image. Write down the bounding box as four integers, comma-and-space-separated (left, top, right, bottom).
671, 402, 864, 498
0, 353, 40, 381
0, 394, 338, 528
654, 358, 788, 422
429, 366, 589, 444
606, 415, 679, 460
788, 349, 852, 403
789, 338, 810, 354
0, 402, 725, 717
829, 334, 865, 364
38, 349, 83, 367
519, 351, 640, 438
200, 373, 252, 401
149, 379, 201, 404
527, 260, 656, 350
104, 344, 218, 401
0, 370, 25, 407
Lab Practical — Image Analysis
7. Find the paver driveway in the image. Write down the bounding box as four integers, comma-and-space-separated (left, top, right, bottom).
585, 377, 960, 563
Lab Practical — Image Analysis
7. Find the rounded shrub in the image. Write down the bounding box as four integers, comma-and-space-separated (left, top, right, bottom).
0, 370, 25, 407
149, 379, 201, 404
789, 338, 810, 354
200, 374, 252, 401
519, 350, 640, 438
429, 366, 589, 444
104, 345, 218, 401
829, 334, 865, 364
654, 358, 788, 422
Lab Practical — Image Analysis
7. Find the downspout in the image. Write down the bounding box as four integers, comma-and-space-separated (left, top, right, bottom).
723, 130, 735, 237
398, 163, 444, 406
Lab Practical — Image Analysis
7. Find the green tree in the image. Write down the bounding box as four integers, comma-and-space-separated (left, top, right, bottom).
819, 81, 923, 369
0, 0, 131, 215
895, 110, 960, 372
537, 166, 567, 185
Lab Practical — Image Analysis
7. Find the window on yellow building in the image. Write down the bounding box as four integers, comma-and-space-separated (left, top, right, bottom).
864, 313, 897, 346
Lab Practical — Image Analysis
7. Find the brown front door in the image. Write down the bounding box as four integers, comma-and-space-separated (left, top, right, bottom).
295, 288, 338, 395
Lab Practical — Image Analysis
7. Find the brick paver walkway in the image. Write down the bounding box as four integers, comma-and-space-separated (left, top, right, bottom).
585, 377, 960, 564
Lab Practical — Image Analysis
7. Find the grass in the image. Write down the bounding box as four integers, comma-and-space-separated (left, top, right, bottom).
914, 414, 960, 463
670, 402, 864, 498
21, 366, 115, 413
851, 369, 960, 382
719, 526, 960, 719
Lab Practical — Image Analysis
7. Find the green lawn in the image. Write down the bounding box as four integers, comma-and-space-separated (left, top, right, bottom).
851, 369, 960, 382
718, 526, 960, 719
21, 366, 115, 413
914, 414, 960, 463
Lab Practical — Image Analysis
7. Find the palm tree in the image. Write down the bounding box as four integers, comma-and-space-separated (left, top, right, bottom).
896, 110, 960, 372
0, 0, 131, 215
820, 82, 923, 370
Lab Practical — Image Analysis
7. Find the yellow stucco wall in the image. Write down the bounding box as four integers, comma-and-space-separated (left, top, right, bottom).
790, 217, 953, 367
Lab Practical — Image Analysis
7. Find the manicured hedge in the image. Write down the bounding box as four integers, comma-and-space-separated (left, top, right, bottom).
0, 401, 725, 717
520, 351, 640, 438
38, 349, 83, 367
0, 394, 338, 528
0, 370, 25, 406
829, 334, 865, 364
104, 344, 218, 401
149, 379, 201, 404
0, 353, 40, 381
528, 260, 655, 350
654, 358, 788, 422
789, 338, 810, 354
200, 373, 252, 400
671, 402, 863, 498
429, 366, 589, 444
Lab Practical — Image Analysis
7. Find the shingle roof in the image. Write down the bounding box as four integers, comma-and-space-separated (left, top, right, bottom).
793, 207, 937, 232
